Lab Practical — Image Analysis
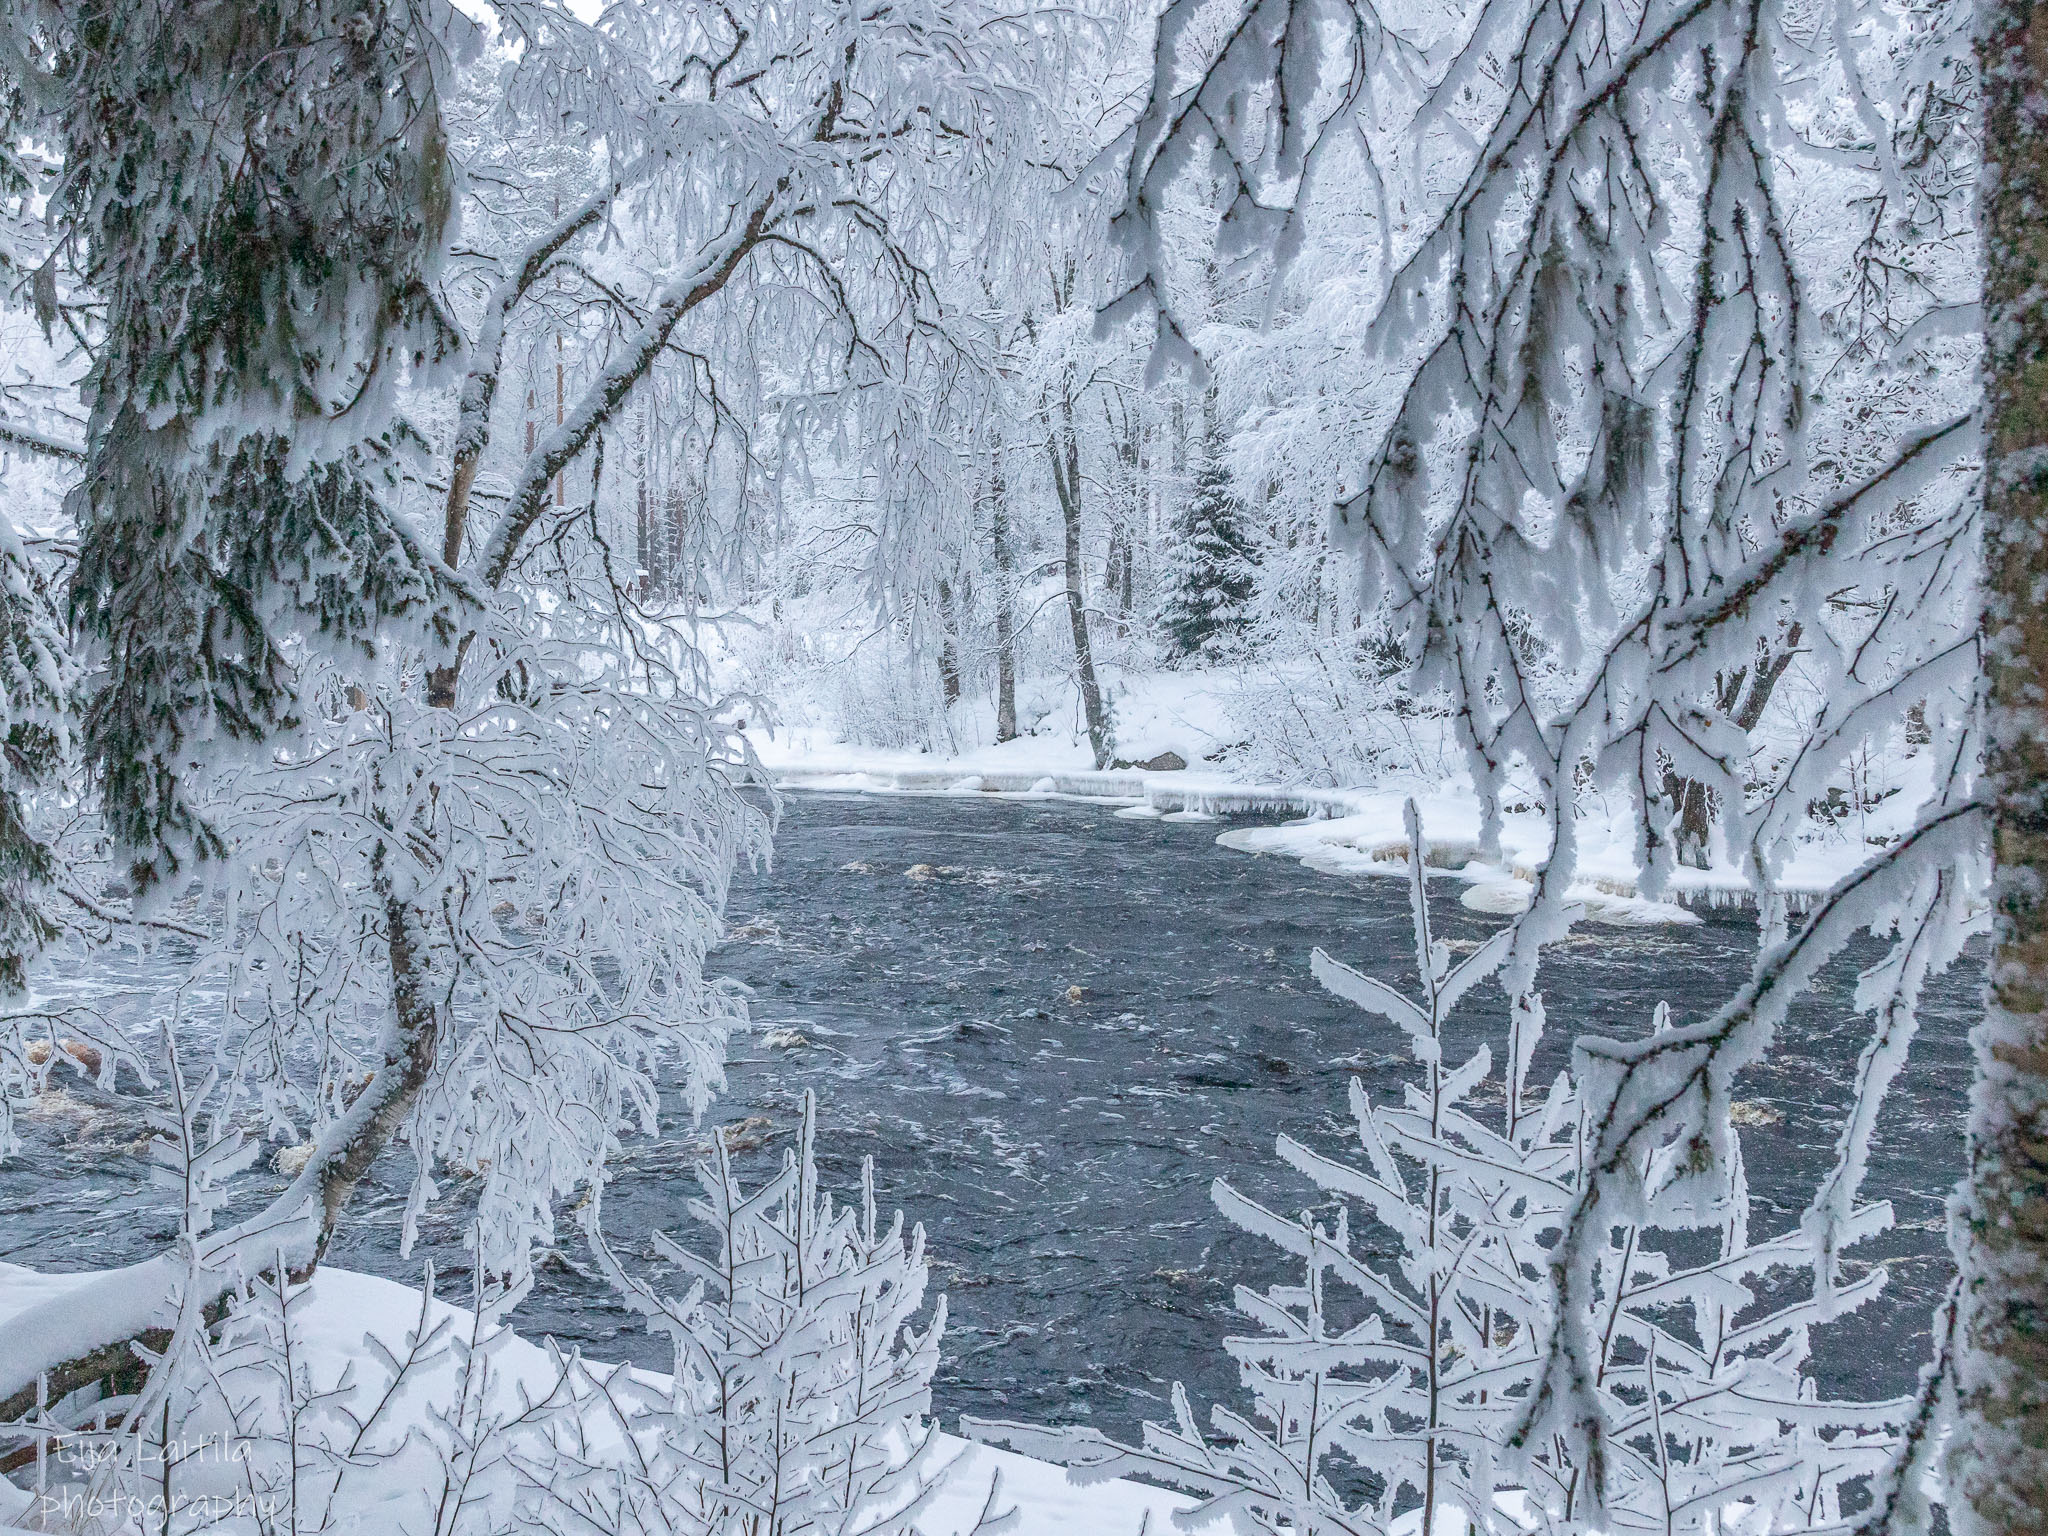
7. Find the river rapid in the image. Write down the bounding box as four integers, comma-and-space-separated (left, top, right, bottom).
1, 791, 1978, 1441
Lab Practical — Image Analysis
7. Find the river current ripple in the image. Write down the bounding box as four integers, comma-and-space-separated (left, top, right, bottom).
2, 792, 1978, 1440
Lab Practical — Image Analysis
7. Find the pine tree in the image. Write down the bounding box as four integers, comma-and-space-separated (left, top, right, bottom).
1161, 400, 1253, 660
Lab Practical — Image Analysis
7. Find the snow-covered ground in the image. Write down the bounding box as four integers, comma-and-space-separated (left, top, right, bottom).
0, 1258, 1540, 1535
0, 1263, 1207, 1536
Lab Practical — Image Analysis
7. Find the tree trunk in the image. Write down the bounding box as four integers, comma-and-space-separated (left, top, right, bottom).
1104, 517, 1133, 639
1049, 387, 1110, 768
936, 575, 962, 707
637, 394, 653, 596
1106, 414, 1139, 636
1663, 624, 1803, 868
1954, 0, 2048, 1522
309, 882, 444, 1253
989, 469, 1019, 743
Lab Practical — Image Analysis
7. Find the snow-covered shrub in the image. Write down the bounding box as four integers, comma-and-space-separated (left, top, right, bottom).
5, 1089, 988, 1536
717, 587, 978, 756
975, 804, 1905, 1534
825, 635, 965, 754
1216, 627, 1449, 789
18, 1252, 586, 1536
558, 1088, 963, 1536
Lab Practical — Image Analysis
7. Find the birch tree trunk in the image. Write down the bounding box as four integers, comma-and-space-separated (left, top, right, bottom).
1954, 1, 2048, 1523
936, 574, 963, 707
989, 469, 1019, 743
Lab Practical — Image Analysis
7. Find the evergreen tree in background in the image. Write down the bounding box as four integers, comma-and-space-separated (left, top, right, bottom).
1161, 403, 1252, 659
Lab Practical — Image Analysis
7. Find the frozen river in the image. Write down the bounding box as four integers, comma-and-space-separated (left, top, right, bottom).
3, 791, 1979, 1440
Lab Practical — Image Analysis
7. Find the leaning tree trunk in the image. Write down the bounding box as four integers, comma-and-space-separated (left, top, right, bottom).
1050, 385, 1110, 768
1954, 0, 2048, 1524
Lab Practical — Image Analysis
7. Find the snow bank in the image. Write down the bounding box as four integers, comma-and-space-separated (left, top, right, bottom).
734, 637, 1942, 927
0, 1263, 1205, 1536
0, 1255, 183, 1412
755, 730, 1910, 924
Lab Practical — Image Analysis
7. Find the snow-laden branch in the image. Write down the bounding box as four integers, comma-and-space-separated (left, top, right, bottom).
0, 419, 82, 463
1511, 799, 1984, 1500
478, 194, 779, 591
440, 183, 625, 568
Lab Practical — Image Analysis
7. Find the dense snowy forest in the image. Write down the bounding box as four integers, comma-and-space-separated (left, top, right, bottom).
0, 0, 2038, 1529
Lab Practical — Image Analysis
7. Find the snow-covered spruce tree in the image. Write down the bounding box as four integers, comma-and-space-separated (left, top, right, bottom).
976, 805, 1904, 1534
34, 0, 474, 891
1110, 0, 1984, 1520
0, 515, 72, 994
1160, 394, 1253, 660
0, 44, 106, 994
0, 0, 1051, 1423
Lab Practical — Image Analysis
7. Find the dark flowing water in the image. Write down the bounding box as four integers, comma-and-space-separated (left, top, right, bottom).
2, 792, 1978, 1440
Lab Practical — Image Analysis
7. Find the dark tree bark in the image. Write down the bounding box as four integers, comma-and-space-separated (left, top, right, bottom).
1955, 0, 2048, 1520
1049, 378, 1110, 768
1664, 623, 1804, 866
936, 575, 963, 707
1106, 408, 1139, 635
1104, 519, 1131, 635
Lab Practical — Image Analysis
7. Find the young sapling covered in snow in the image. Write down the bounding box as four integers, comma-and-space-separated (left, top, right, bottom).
974, 804, 1908, 1534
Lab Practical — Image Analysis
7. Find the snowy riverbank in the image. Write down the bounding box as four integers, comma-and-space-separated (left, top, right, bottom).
746, 723, 1907, 927
716, 614, 1939, 927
